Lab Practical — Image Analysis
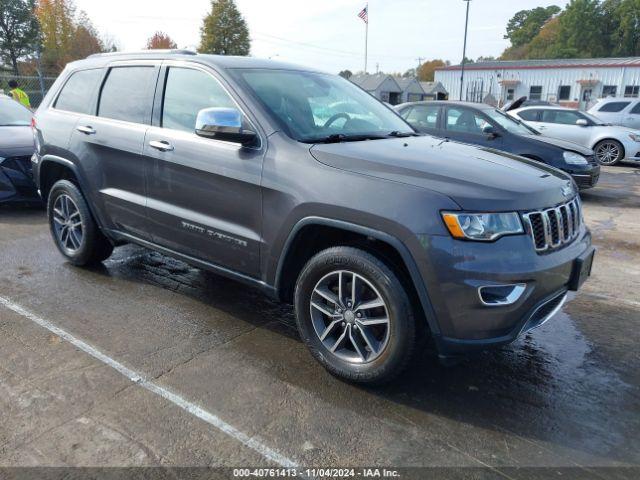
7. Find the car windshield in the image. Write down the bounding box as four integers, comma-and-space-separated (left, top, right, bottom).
233, 69, 414, 143
485, 108, 538, 135
0, 98, 31, 126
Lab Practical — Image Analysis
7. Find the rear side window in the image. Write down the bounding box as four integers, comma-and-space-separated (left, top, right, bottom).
98, 67, 157, 124
631, 102, 640, 114
517, 110, 539, 121
55, 69, 103, 114
162, 67, 235, 132
598, 102, 630, 113
541, 110, 582, 125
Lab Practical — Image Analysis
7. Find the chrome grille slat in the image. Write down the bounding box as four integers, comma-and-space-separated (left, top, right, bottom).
523, 198, 582, 253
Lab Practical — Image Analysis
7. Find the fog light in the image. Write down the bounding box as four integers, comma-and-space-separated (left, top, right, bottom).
478, 284, 526, 306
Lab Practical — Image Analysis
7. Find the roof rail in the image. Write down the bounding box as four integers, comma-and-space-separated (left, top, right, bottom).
88, 49, 197, 59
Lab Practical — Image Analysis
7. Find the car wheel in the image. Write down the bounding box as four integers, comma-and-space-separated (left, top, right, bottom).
594, 139, 624, 166
294, 246, 416, 384
48, 180, 114, 265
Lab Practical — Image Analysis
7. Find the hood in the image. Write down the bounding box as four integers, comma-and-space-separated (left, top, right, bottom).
524, 134, 594, 155
310, 135, 576, 211
0, 126, 34, 156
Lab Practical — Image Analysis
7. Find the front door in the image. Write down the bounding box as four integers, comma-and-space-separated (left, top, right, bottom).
537, 109, 592, 145
144, 64, 264, 277
443, 106, 504, 150
69, 64, 159, 239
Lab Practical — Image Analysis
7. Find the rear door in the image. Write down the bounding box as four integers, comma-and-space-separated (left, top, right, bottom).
625, 102, 640, 129
398, 104, 441, 136
143, 63, 264, 277
443, 106, 503, 150
69, 63, 160, 239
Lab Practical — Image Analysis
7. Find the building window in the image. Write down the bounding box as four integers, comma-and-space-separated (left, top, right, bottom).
506, 88, 515, 101
602, 85, 617, 97
558, 85, 571, 101
529, 86, 542, 101
624, 86, 639, 98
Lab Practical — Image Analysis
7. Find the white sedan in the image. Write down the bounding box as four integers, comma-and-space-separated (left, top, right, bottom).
508, 105, 640, 166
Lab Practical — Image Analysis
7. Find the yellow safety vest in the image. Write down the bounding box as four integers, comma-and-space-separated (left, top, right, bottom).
10, 88, 31, 108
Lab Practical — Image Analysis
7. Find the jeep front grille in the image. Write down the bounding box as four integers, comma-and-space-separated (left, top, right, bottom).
523, 198, 581, 252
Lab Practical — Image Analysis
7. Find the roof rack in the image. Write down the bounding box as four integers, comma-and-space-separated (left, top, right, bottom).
88, 49, 197, 59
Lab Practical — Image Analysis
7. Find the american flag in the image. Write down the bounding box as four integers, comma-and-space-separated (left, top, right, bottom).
358, 5, 368, 24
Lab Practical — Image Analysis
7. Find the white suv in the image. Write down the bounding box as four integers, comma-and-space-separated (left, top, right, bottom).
588, 98, 640, 129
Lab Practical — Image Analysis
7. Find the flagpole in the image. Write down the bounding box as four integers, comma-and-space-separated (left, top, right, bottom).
364, 3, 368, 73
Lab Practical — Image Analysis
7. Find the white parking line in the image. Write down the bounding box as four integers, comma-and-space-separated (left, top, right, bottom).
0, 295, 298, 469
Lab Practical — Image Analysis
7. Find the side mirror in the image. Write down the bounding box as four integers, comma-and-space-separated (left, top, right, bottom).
576, 119, 589, 127
482, 124, 498, 137
195, 107, 257, 146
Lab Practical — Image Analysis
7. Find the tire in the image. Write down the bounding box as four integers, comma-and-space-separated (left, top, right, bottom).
294, 246, 416, 384
594, 139, 624, 166
47, 180, 113, 266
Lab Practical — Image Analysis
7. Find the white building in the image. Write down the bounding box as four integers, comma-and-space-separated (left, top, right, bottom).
435, 57, 640, 110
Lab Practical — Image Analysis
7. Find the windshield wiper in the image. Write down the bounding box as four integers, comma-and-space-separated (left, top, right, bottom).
307, 133, 388, 144
387, 131, 418, 137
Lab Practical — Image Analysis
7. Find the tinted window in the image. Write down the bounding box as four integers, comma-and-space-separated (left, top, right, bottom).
162, 67, 236, 132
558, 85, 571, 101
631, 102, 640, 114
529, 86, 542, 101
518, 109, 539, 121
445, 107, 488, 134
55, 69, 103, 114
98, 67, 157, 124
541, 110, 583, 125
598, 101, 630, 113
405, 105, 439, 129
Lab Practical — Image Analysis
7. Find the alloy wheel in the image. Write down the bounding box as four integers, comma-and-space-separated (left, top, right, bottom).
52, 194, 84, 254
595, 142, 621, 165
310, 270, 391, 364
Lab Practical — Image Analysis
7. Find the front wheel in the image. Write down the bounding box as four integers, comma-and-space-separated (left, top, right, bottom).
294, 247, 416, 384
47, 180, 114, 265
594, 139, 624, 165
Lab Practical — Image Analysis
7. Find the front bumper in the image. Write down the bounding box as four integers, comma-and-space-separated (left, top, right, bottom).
412, 224, 593, 357
563, 161, 600, 189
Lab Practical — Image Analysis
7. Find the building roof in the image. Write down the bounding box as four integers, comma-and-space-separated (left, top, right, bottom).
437, 57, 640, 71
350, 73, 401, 92
393, 76, 424, 92
419, 81, 448, 95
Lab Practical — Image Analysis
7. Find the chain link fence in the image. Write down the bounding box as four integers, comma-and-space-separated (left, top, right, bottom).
0, 74, 58, 108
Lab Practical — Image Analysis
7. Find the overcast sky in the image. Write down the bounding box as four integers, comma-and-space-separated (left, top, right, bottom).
74, 0, 569, 74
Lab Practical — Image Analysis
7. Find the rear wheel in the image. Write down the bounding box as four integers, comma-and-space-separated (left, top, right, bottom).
294, 247, 416, 384
594, 139, 624, 165
48, 180, 113, 265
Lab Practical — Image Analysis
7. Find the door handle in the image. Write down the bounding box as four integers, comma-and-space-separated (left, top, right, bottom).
149, 140, 174, 152
76, 125, 96, 135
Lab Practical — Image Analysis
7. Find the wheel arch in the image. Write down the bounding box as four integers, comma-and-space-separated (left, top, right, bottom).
593, 137, 625, 157
274, 216, 441, 336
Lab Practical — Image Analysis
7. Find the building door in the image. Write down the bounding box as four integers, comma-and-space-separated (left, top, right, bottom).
580, 88, 593, 110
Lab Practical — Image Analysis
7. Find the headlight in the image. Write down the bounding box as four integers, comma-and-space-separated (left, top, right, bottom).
629, 133, 640, 142
563, 151, 588, 165
441, 212, 524, 241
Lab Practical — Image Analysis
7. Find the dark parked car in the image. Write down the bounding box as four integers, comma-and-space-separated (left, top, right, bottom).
0, 95, 39, 205
394, 101, 600, 189
33, 52, 594, 383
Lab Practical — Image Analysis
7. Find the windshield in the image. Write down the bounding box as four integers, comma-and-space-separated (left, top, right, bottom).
484, 108, 538, 135
0, 98, 31, 126
233, 69, 414, 142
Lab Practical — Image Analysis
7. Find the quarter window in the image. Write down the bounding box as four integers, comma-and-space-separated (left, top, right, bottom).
98, 67, 157, 124
55, 69, 103, 114
598, 102, 630, 113
529, 86, 543, 101
624, 86, 639, 98
162, 67, 236, 133
558, 85, 571, 101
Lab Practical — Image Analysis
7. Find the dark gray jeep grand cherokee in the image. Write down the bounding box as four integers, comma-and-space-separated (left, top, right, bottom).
32, 51, 594, 383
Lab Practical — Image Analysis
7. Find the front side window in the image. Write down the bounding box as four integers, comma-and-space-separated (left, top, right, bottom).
598, 102, 630, 113
558, 85, 571, 101
98, 67, 157, 124
55, 68, 103, 114
404, 105, 439, 129
0, 98, 31, 126
233, 69, 413, 142
529, 86, 542, 101
541, 109, 584, 125
631, 102, 640, 114
162, 67, 236, 133
624, 86, 639, 98
445, 107, 488, 134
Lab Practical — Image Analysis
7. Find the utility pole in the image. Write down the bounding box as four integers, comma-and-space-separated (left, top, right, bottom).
416, 57, 423, 76
460, 0, 472, 101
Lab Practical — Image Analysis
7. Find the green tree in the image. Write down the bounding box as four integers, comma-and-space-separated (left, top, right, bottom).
554, 0, 607, 58
504, 6, 561, 48
605, 0, 640, 56
199, 0, 250, 55
0, 0, 39, 74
